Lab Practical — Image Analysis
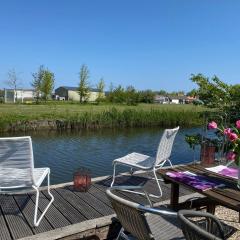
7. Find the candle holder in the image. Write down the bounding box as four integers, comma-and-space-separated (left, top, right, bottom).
73, 167, 91, 192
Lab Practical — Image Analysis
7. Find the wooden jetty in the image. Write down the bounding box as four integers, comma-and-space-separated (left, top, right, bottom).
0, 172, 195, 240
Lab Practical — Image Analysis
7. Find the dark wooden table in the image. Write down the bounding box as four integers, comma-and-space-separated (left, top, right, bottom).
158, 163, 240, 215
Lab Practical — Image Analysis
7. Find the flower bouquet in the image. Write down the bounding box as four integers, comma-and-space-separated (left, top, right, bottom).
208, 120, 240, 188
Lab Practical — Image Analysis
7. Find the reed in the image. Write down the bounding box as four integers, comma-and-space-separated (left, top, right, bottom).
0, 104, 205, 132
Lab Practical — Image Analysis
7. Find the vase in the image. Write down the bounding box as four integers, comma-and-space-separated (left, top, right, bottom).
200, 144, 215, 165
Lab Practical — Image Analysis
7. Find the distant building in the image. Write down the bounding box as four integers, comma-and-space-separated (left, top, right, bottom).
55, 86, 104, 102
169, 96, 187, 104
4, 88, 37, 103
154, 95, 170, 104
185, 96, 197, 104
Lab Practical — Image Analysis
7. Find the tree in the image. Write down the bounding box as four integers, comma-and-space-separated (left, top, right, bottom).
125, 85, 139, 105
96, 78, 105, 103
41, 69, 55, 100
111, 85, 125, 103
31, 65, 45, 103
138, 90, 155, 103
187, 89, 198, 97
190, 74, 230, 109
158, 89, 167, 95
6, 68, 21, 102
78, 64, 90, 103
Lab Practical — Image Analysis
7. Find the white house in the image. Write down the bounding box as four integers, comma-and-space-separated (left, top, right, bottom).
154, 95, 170, 104
169, 96, 187, 104
4, 89, 37, 103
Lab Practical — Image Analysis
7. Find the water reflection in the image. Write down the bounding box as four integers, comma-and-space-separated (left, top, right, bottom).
2, 127, 202, 184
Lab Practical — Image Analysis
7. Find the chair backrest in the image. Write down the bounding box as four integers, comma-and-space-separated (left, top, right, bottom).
155, 126, 179, 166
0, 136, 35, 190
178, 210, 225, 240
106, 188, 153, 240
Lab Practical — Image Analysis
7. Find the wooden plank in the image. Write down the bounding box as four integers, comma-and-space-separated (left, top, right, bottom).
95, 180, 157, 206
93, 182, 136, 203
42, 189, 86, 224
69, 186, 114, 216
29, 192, 70, 229
18, 214, 116, 240
0, 207, 12, 240
55, 187, 102, 220
88, 185, 112, 207
14, 194, 53, 234
0, 195, 33, 240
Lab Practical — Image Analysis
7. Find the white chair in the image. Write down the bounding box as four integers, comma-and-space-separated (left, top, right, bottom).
111, 127, 179, 198
0, 136, 54, 227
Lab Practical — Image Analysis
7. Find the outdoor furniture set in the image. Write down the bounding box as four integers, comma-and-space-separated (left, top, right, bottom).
109, 127, 238, 239
0, 127, 238, 239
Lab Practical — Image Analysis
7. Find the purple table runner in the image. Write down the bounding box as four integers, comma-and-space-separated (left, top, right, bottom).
205, 165, 238, 179
166, 171, 225, 191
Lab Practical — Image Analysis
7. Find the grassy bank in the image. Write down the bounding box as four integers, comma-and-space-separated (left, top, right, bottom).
0, 103, 206, 132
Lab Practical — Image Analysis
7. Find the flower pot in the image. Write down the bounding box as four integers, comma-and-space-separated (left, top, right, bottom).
200, 144, 215, 165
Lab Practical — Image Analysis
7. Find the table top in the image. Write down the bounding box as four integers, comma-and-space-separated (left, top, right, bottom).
158, 163, 240, 212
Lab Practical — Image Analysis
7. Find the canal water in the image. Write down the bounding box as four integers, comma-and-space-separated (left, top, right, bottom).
3, 127, 202, 184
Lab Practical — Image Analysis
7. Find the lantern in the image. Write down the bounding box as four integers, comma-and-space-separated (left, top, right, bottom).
73, 167, 91, 192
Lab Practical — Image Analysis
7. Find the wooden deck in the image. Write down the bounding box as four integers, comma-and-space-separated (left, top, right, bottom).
0, 172, 194, 240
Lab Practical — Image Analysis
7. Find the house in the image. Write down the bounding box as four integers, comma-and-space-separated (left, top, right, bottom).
154, 95, 170, 104
169, 96, 187, 104
4, 88, 37, 103
185, 96, 197, 104
55, 86, 104, 102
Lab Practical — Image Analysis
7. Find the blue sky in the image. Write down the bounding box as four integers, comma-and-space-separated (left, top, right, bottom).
0, 0, 240, 92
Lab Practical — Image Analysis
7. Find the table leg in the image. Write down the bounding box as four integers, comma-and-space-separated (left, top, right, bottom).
207, 203, 216, 215
170, 182, 179, 210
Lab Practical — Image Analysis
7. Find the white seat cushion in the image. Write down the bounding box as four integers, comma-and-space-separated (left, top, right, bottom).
113, 152, 155, 170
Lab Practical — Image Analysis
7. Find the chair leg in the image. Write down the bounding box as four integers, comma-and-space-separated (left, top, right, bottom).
167, 158, 173, 167
33, 172, 54, 227
111, 163, 117, 187
152, 168, 163, 198
116, 227, 125, 240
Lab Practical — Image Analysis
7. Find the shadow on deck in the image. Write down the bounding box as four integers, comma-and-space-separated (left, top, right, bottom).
0, 173, 193, 240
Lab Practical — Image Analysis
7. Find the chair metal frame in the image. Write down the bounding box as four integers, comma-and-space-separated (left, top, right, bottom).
0, 136, 54, 227
106, 185, 178, 240
111, 127, 179, 198
178, 210, 226, 240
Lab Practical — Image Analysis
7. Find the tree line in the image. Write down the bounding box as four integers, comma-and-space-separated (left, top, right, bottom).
4, 64, 181, 105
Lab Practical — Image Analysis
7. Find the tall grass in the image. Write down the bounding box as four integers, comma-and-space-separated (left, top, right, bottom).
0, 106, 204, 132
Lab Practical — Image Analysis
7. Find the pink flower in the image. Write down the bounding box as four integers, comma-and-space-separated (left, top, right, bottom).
226, 151, 236, 161
236, 120, 240, 129
208, 121, 217, 130
228, 132, 238, 142
224, 128, 232, 136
